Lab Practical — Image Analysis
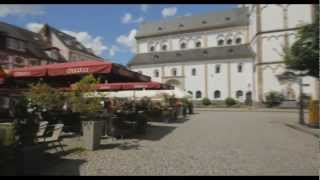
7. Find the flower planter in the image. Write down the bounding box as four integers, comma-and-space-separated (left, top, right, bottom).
81, 120, 104, 151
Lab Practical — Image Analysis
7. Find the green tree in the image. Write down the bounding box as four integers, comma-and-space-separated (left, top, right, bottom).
26, 82, 66, 112
69, 74, 103, 115
283, 6, 319, 78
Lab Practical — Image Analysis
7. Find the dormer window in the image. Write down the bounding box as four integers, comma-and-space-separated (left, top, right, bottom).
228, 49, 234, 53
180, 42, 187, 49
176, 52, 182, 57
196, 41, 202, 48
15, 57, 24, 65
236, 38, 242, 44
153, 55, 159, 59
201, 20, 207, 24
162, 44, 167, 51
218, 39, 224, 46
227, 39, 232, 45
158, 27, 162, 31
203, 50, 208, 54
149, 46, 155, 52
179, 24, 184, 27
225, 17, 231, 21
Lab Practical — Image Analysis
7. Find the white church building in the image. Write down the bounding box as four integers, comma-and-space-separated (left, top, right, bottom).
128, 4, 318, 103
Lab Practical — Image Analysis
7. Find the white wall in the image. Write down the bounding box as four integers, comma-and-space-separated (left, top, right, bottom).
230, 61, 253, 102
260, 4, 284, 31
184, 64, 205, 99
287, 4, 312, 28
207, 63, 228, 100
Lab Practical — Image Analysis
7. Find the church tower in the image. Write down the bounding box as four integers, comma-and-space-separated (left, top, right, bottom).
244, 4, 317, 103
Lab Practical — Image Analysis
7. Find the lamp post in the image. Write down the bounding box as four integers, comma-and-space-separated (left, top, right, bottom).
298, 75, 304, 125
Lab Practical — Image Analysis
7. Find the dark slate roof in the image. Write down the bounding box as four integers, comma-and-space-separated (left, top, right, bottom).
135, 7, 249, 39
0, 21, 62, 61
47, 25, 102, 59
128, 44, 255, 66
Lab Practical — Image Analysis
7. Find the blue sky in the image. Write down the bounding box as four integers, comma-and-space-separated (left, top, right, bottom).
0, 4, 237, 65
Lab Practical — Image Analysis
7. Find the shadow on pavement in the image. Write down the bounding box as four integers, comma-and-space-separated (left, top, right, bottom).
132, 124, 177, 141
21, 146, 87, 175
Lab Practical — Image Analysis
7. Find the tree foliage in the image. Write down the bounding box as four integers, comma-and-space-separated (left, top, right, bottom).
69, 74, 103, 115
26, 82, 65, 112
283, 7, 319, 78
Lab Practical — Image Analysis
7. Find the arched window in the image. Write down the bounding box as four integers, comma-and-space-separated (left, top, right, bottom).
215, 64, 221, 73
227, 39, 232, 45
196, 91, 202, 99
195, 41, 201, 48
15, 57, 24, 65
154, 70, 159, 77
162, 44, 167, 51
191, 68, 196, 76
214, 90, 221, 99
149, 46, 155, 52
236, 90, 243, 98
235, 38, 242, 44
171, 68, 177, 76
218, 39, 224, 46
180, 42, 187, 49
238, 63, 243, 73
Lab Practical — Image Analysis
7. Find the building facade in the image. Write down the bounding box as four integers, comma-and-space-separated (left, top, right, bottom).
0, 22, 103, 70
128, 4, 318, 103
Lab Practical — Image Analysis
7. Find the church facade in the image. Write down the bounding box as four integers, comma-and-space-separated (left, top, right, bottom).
128, 4, 318, 103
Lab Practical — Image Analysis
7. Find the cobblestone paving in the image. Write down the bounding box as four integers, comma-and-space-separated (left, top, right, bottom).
42, 111, 319, 175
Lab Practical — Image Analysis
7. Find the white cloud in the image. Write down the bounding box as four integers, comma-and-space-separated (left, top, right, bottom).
0, 5, 45, 17
109, 45, 120, 57
121, 13, 144, 24
121, 13, 132, 24
161, 7, 177, 18
140, 4, 149, 12
25, 22, 44, 33
116, 29, 137, 53
62, 30, 108, 56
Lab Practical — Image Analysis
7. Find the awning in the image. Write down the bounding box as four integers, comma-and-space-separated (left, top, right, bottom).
6, 60, 150, 83
71, 81, 173, 91
0, 67, 6, 85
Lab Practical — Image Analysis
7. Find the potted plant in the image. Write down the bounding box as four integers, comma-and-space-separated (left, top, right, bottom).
69, 75, 104, 150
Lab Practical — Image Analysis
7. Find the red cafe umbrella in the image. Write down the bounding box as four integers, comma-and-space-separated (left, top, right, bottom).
70, 81, 172, 91
7, 60, 150, 82
8, 60, 112, 77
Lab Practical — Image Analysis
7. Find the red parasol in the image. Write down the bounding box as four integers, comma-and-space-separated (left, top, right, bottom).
70, 81, 172, 91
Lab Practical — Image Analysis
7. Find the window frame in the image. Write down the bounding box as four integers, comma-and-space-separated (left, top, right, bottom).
215, 64, 221, 74
191, 68, 196, 76
196, 91, 202, 99
236, 90, 243, 98
214, 90, 221, 99
180, 42, 187, 49
171, 68, 177, 76
238, 63, 243, 73
217, 39, 224, 46
154, 70, 159, 78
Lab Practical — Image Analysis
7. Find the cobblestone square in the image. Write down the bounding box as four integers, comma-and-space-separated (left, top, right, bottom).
41, 111, 319, 176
